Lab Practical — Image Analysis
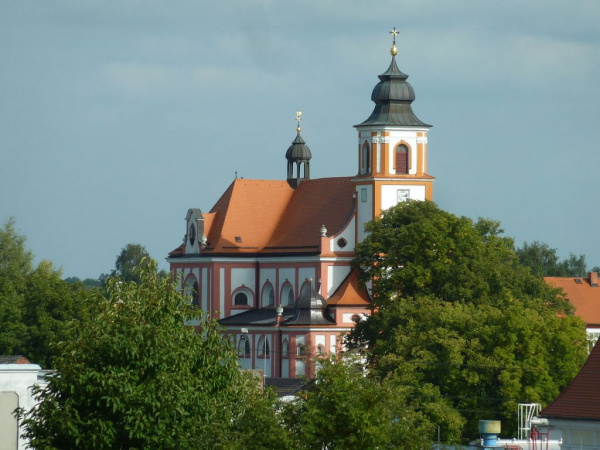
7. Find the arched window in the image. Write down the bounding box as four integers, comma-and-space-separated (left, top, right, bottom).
297, 344, 306, 357
361, 142, 371, 175
191, 281, 199, 307
232, 287, 253, 307
258, 336, 270, 358
317, 344, 325, 356
234, 292, 248, 305
281, 283, 295, 307
282, 339, 289, 357
238, 337, 250, 358
184, 275, 199, 307
395, 144, 409, 174
261, 284, 274, 308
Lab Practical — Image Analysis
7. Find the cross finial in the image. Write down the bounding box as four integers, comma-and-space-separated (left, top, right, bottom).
296, 110, 302, 132
389, 27, 399, 56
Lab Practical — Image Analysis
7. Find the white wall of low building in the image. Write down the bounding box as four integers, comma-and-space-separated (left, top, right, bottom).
0, 364, 46, 450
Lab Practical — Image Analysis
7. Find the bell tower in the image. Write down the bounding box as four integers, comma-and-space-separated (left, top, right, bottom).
354, 28, 434, 243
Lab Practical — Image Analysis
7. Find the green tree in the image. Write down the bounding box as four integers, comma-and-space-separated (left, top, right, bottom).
0, 218, 90, 367
19, 262, 289, 449
113, 243, 152, 283
516, 241, 587, 277
21, 261, 90, 368
281, 353, 436, 449
350, 201, 588, 439
0, 218, 31, 354
113, 243, 168, 283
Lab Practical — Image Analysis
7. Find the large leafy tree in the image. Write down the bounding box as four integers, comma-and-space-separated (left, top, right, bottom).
20, 262, 289, 449
349, 201, 588, 440
281, 353, 436, 449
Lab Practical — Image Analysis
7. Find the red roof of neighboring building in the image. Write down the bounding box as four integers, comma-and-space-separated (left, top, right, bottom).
541, 339, 600, 421
185, 177, 356, 255
545, 273, 600, 327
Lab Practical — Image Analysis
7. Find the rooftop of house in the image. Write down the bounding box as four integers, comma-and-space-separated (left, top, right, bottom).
541, 338, 600, 421
545, 272, 600, 327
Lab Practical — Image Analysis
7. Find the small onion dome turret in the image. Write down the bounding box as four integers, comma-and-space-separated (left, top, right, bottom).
283, 285, 335, 326
357, 54, 431, 128
286, 113, 312, 188
285, 132, 312, 162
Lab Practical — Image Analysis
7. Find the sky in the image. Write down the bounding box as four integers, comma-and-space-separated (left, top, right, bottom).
1, 1, 599, 280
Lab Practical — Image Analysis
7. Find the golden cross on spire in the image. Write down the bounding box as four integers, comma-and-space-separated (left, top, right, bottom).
389, 27, 399, 56
296, 110, 302, 132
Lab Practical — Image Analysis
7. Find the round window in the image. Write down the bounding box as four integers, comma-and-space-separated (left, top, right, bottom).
337, 238, 347, 248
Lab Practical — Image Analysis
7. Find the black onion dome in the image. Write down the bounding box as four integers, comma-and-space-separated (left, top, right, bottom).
283, 286, 335, 326
357, 56, 431, 128
285, 132, 312, 162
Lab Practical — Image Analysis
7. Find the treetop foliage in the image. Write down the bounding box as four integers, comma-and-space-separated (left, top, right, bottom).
19, 262, 288, 449
280, 353, 435, 449
516, 240, 588, 277
0, 218, 89, 368
349, 201, 588, 440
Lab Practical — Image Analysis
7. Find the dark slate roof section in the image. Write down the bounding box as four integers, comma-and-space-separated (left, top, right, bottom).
540, 339, 600, 421
286, 132, 312, 162
283, 287, 336, 326
357, 55, 431, 128
265, 377, 310, 397
218, 308, 295, 326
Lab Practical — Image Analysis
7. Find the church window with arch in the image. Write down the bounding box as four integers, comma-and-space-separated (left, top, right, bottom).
261, 283, 275, 308
316, 344, 325, 356
361, 142, 371, 175
232, 286, 253, 307
281, 282, 295, 307
297, 343, 306, 357
257, 336, 270, 358
238, 337, 250, 358
395, 144, 409, 174
184, 275, 200, 308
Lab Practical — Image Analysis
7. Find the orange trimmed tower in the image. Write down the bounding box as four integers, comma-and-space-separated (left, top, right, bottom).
353, 28, 434, 243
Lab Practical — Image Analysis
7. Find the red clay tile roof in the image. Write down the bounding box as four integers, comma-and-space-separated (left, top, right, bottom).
197, 177, 355, 255
545, 275, 600, 326
327, 269, 371, 306
541, 339, 600, 421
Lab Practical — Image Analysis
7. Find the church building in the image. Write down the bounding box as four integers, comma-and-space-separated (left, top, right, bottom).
168, 31, 434, 379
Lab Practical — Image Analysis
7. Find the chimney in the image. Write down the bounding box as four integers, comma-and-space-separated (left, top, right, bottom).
590, 272, 598, 286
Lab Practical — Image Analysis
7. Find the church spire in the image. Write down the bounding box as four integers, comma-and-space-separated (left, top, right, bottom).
357, 28, 431, 128
286, 110, 312, 189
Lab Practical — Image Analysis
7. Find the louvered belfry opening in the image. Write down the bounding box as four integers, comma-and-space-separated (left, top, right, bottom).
395, 144, 408, 174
